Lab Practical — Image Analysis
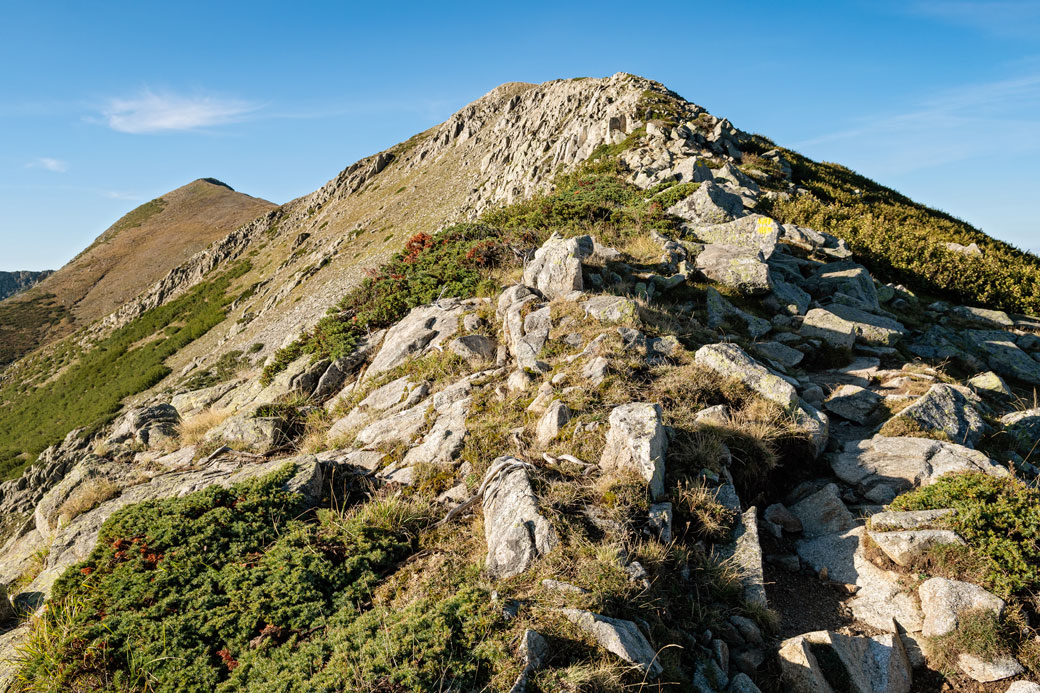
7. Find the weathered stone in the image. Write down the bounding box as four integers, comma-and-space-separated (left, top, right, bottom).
600, 403, 667, 499
824, 385, 882, 424
728, 672, 763, 693
366, 299, 469, 377
779, 630, 911, 693
582, 294, 638, 323
764, 503, 802, 533
695, 244, 772, 295
868, 529, 964, 566
880, 384, 985, 449
944, 241, 983, 256
560, 609, 663, 678
830, 436, 1008, 505
824, 304, 907, 346
207, 414, 289, 452
789, 483, 856, 538
523, 232, 594, 299
957, 654, 1023, 683
449, 334, 497, 364
968, 371, 1012, 398
106, 404, 180, 448
795, 401, 831, 459
868, 509, 953, 531
483, 458, 557, 579
668, 180, 745, 224
707, 287, 771, 338
582, 356, 610, 385
327, 376, 429, 439
691, 215, 781, 258
695, 343, 799, 411
771, 277, 812, 316
811, 262, 880, 312
535, 400, 570, 447
693, 655, 729, 691
919, 577, 1005, 637
952, 305, 1013, 327
1005, 682, 1040, 693
355, 403, 428, 447
721, 507, 767, 608
170, 381, 238, 416
1001, 408, 1040, 456
695, 404, 730, 425
964, 330, 1040, 385
402, 397, 471, 466
801, 308, 856, 350
752, 341, 803, 368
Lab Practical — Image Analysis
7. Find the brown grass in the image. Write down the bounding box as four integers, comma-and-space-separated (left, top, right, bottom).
177, 408, 232, 446
57, 479, 121, 525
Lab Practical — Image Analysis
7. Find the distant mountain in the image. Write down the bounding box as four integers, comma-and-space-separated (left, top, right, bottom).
0, 178, 274, 365
0, 270, 52, 301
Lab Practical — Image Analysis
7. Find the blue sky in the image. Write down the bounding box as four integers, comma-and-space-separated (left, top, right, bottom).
2, 0, 1039, 270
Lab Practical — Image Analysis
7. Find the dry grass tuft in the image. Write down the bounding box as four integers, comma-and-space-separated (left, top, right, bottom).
56, 479, 121, 525
177, 408, 231, 446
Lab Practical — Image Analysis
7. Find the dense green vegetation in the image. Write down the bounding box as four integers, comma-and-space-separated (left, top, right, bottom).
0, 262, 250, 479
0, 293, 70, 366
761, 143, 1040, 317
890, 472, 1040, 598
13, 466, 506, 692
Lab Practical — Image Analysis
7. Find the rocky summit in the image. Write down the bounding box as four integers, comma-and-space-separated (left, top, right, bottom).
1, 73, 1040, 692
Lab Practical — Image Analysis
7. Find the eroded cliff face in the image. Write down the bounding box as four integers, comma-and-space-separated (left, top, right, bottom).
2, 73, 1040, 692
0, 272, 52, 302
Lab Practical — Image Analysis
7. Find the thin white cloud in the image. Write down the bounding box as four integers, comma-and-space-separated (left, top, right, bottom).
101, 89, 260, 134
26, 157, 69, 173
102, 190, 143, 201
792, 73, 1040, 175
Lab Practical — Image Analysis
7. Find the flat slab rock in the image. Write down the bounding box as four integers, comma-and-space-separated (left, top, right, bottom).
695, 342, 798, 411
919, 576, 1005, 638
830, 435, 1008, 505
880, 383, 985, 449
560, 608, 663, 679
365, 298, 474, 377
779, 629, 911, 693
599, 402, 667, 498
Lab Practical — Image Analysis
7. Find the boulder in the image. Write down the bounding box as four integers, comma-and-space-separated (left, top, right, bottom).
721, 507, 768, 608
667, 180, 745, 224
968, 371, 1012, 398
830, 435, 1008, 504
801, 308, 856, 350
695, 244, 772, 295
106, 404, 180, 448
707, 287, 771, 338
483, 458, 557, 579
867, 529, 964, 566
752, 341, 804, 369
648, 502, 673, 543
355, 402, 428, 448
690, 215, 781, 258
944, 241, 983, 256
824, 385, 882, 424
952, 305, 1013, 327
695, 343, 799, 411
770, 277, 812, 316
868, 509, 952, 531
764, 503, 802, 533
957, 654, 1023, 683
1001, 408, 1040, 456
366, 299, 470, 377
207, 414, 290, 452
788, 483, 856, 538
449, 335, 497, 364
560, 609, 663, 679
522, 232, 594, 299
779, 630, 911, 693
964, 330, 1040, 385
811, 262, 880, 312
824, 304, 907, 346
170, 381, 238, 416
582, 294, 638, 323
1006, 682, 1040, 693
402, 396, 471, 466
919, 577, 1005, 637
880, 384, 985, 448
535, 400, 570, 447
600, 403, 667, 498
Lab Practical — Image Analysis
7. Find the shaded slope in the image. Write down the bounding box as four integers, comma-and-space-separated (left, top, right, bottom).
0, 271, 52, 301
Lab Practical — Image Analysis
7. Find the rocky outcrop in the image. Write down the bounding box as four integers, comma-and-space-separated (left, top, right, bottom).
560, 609, 663, 679
482, 458, 557, 579
695, 343, 798, 411
599, 403, 667, 498
522, 233, 593, 299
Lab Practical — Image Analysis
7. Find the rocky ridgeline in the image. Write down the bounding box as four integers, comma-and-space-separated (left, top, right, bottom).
0, 271, 53, 302
2, 137, 1040, 691
2, 76, 1040, 690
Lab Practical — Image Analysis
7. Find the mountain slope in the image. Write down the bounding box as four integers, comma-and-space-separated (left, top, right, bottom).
0, 178, 274, 366
1, 74, 1040, 692
0, 271, 52, 302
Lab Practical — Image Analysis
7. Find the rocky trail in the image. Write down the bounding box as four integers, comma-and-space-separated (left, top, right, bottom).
0, 74, 1039, 691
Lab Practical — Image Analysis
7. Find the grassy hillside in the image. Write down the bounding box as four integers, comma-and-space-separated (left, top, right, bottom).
0, 179, 274, 366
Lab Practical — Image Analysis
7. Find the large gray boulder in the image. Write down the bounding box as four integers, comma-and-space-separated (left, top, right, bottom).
327, 376, 429, 439
535, 400, 570, 447
106, 404, 180, 448
483, 458, 557, 579
695, 343, 799, 411
824, 385, 882, 424
560, 609, 663, 679
599, 403, 667, 499
695, 244, 772, 295
1001, 408, 1040, 456
667, 180, 745, 224
867, 529, 964, 566
957, 654, 1023, 683
788, 483, 856, 538
824, 304, 907, 346
830, 435, 1008, 504
523, 232, 594, 299
801, 308, 856, 350
810, 262, 880, 312
690, 215, 781, 258
365, 299, 472, 377
964, 330, 1040, 385
880, 384, 986, 448
779, 630, 911, 693
919, 577, 1005, 637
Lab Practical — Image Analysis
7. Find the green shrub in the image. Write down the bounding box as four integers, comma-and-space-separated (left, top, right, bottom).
13, 467, 500, 692
0, 262, 251, 479
890, 472, 1040, 598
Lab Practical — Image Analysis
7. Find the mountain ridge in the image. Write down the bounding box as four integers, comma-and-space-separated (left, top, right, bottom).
0, 73, 1039, 692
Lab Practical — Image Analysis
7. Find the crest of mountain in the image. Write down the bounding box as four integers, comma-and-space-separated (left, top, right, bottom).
0, 271, 52, 302
0, 73, 1039, 692
0, 178, 274, 366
